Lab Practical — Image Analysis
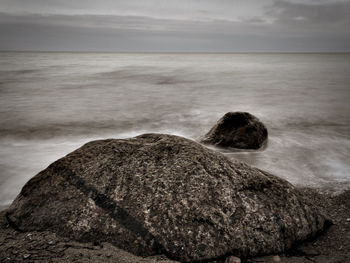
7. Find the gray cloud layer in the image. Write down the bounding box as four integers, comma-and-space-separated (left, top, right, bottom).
0, 0, 349, 52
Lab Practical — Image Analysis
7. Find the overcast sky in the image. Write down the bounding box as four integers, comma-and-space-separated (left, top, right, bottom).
0, 0, 349, 52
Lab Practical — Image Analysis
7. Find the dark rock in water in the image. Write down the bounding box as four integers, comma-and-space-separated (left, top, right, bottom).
6, 134, 328, 262
201, 112, 268, 149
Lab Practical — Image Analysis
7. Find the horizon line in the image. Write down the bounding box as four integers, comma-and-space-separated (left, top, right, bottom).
1, 50, 350, 54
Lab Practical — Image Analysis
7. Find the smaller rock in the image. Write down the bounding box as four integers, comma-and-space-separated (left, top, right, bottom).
201, 112, 268, 149
225, 255, 241, 263
273, 255, 281, 262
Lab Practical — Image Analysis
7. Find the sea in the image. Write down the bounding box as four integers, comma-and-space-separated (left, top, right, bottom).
1, 52, 350, 208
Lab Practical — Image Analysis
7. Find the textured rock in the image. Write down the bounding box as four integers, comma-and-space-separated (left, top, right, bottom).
201, 112, 268, 149
0, 211, 178, 263
6, 134, 328, 262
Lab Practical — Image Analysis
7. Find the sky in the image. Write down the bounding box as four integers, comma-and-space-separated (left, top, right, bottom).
0, 0, 349, 52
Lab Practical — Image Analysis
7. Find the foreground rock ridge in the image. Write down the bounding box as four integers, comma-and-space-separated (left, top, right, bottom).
6, 133, 328, 262
201, 112, 268, 149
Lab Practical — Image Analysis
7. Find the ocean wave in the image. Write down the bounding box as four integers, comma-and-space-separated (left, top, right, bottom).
95, 68, 196, 85
0, 69, 39, 75
0, 121, 125, 139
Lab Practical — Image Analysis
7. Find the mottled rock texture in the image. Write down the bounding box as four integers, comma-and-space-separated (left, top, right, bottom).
201, 112, 268, 149
6, 134, 328, 262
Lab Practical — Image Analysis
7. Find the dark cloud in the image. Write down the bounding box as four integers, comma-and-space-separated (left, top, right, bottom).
0, 0, 268, 20
0, 0, 349, 52
0, 12, 273, 35
266, 0, 350, 32
0, 13, 271, 52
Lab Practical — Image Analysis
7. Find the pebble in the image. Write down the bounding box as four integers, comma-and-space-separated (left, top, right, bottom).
225, 255, 241, 263
273, 255, 281, 262
23, 254, 31, 259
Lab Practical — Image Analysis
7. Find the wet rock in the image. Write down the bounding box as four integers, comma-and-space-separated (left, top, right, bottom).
6, 134, 328, 262
201, 112, 268, 149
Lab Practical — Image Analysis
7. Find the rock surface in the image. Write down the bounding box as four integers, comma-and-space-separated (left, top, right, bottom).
5, 134, 328, 262
201, 112, 268, 149
2, 189, 349, 263
246, 189, 350, 263
0, 211, 177, 263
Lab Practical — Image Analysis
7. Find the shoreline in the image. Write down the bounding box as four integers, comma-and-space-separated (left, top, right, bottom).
1, 187, 349, 263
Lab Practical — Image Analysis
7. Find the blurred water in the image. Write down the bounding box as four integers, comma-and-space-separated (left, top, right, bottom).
1, 52, 350, 206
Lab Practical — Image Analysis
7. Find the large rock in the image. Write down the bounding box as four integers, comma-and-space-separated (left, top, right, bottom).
201, 112, 268, 149
5, 134, 328, 262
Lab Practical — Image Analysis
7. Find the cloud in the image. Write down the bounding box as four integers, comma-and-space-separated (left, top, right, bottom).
0, 0, 349, 52
0, 12, 270, 34
0, 0, 269, 22
266, 0, 350, 34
